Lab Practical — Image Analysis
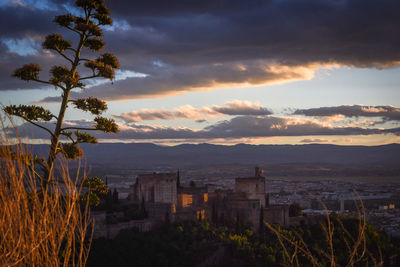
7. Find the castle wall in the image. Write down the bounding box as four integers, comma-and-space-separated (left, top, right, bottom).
92, 211, 156, 239
226, 198, 261, 230
146, 202, 176, 222
154, 179, 177, 204
264, 205, 289, 227
235, 177, 266, 207
134, 173, 177, 205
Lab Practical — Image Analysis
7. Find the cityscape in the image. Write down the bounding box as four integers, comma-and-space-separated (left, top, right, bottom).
99, 165, 400, 239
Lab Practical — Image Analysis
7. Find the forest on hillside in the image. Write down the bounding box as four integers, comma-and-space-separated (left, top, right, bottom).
88, 216, 399, 267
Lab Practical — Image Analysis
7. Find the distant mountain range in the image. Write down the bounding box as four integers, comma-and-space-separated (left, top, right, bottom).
29, 143, 400, 168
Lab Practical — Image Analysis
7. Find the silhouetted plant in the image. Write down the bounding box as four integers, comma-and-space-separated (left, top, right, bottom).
259, 206, 265, 239
80, 176, 109, 206
265, 193, 270, 208
112, 188, 119, 204
140, 196, 148, 218
3, 0, 119, 184
289, 202, 302, 217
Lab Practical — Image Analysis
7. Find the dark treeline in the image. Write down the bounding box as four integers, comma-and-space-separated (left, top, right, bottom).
87, 215, 399, 267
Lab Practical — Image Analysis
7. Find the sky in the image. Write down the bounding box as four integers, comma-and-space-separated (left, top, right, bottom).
1, 0, 400, 146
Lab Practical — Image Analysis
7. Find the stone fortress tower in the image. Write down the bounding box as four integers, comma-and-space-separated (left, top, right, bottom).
235, 166, 267, 207
134, 173, 177, 205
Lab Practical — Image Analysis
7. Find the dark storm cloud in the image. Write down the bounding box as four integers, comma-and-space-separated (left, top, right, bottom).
0, 5, 56, 38
293, 105, 400, 121
0, 3, 55, 91
107, 0, 272, 17
0, 2, 84, 91
9, 115, 400, 141
104, 0, 400, 67
0, 41, 69, 91
1, 0, 400, 99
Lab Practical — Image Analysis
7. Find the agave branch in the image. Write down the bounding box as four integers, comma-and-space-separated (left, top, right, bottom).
78, 74, 100, 80
54, 50, 74, 64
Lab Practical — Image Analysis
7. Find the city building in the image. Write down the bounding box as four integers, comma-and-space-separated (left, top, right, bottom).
94, 167, 292, 238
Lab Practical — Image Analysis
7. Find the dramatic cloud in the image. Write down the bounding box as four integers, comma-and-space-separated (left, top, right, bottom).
0, 2, 73, 91
0, 39, 59, 91
1, 0, 400, 101
113, 100, 272, 122
293, 105, 400, 121
9, 115, 400, 142
40, 61, 321, 102
0, 4, 57, 39
106, 0, 400, 68
202, 116, 400, 139
211, 100, 273, 116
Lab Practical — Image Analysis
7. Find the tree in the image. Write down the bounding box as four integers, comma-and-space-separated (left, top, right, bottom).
165, 209, 171, 226
265, 193, 270, 208
289, 202, 302, 217
176, 169, 181, 188
112, 188, 119, 204
235, 213, 241, 233
140, 197, 148, 218
259, 206, 265, 238
3, 0, 119, 184
81, 176, 109, 206
211, 201, 218, 225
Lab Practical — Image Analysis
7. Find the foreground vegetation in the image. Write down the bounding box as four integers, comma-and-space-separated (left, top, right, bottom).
87, 216, 399, 267
0, 139, 91, 266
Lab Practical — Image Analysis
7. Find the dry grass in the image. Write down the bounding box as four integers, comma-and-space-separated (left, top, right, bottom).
264, 196, 383, 267
0, 122, 92, 266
